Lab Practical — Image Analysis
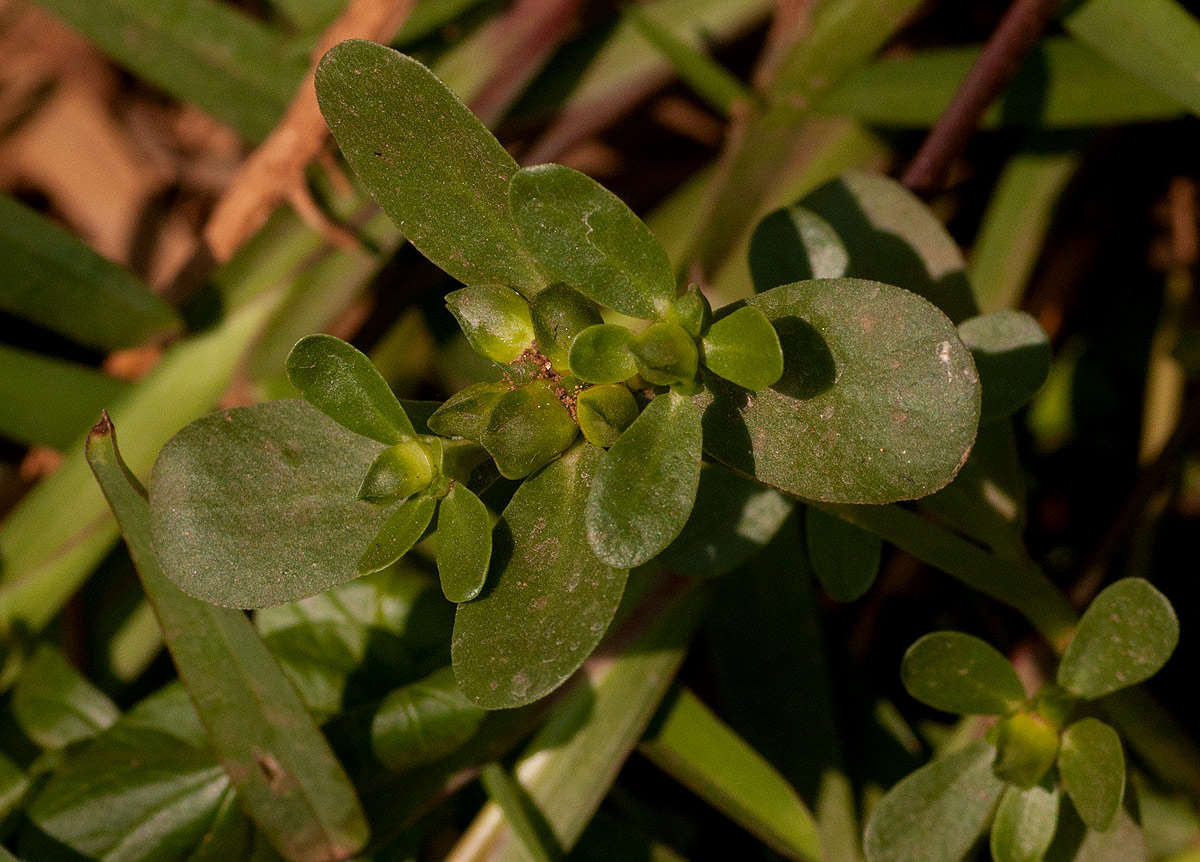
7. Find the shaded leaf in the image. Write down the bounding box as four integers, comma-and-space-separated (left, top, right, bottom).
371, 667, 487, 772
639, 687, 821, 861
1057, 578, 1179, 699
286, 333, 415, 444
0, 751, 27, 821
316, 41, 547, 292
480, 762, 561, 862
428, 382, 509, 441
446, 286, 535, 364
358, 494, 438, 576
510, 163, 675, 319
991, 784, 1060, 862
958, 311, 1051, 424
569, 324, 638, 384
89, 417, 371, 860
700, 306, 784, 390
587, 391, 703, 568
901, 631, 1026, 716
698, 278, 980, 504
749, 205, 849, 291
1059, 719, 1125, 833
863, 740, 1005, 862
12, 644, 119, 750
576, 384, 639, 449
452, 444, 628, 708
437, 484, 493, 603
0, 195, 181, 350
482, 381, 579, 480
149, 399, 400, 608
805, 506, 881, 601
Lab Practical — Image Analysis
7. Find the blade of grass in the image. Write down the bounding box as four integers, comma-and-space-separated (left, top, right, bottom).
86, 415, 370, 861
479, 763, 561, 862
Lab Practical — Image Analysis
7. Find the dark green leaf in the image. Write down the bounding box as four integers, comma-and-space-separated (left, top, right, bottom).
901, 631, 1026, 716
452, 444, 628, 708
316, 41, 548, 292
1059, 719, 1125, 832
639, 688, 821, 861
958, 311, 1051, 424
446, 285, 535, 364
428, 382, 509, 441
28, 685, 230, 862
0, 195, 181, 350
632, 322, 699, 386
358, 440, 437, 503
286, 333, 415, 444
749, 205, 849, 291
437, 484, 493, 603
587, 391, 703, 568
658, 464, 793, 578
358, 494, 438, 575
697, 278, 980, 504
149, 399, 401, 608
187, 788, 254, 862
568, 324, 638, 384
530, 284, 604, 372
1057, 578, 1179, 699
482, 381, 579, 480
371, 667, 487, 771
510, 163, 675, 319
863, 740, 1005, 862
700, 306, 784, 390
12, 644, 119, 750
991, 784, 1060, 862
805, 506, 881, 601
0, 751, 27, 821
575, 384, 639, 449
89, 417, 371, 859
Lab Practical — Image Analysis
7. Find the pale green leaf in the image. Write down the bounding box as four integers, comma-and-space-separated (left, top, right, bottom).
481, 381, 579, 480
1059, 719, 1125, 833
901, 631, 1026, 716
575, 384, 639, 449
991, 784, 1060, 862
569, 324, 638, 384
701, 306, 784, 391
446, 285, 535, 364
12, 644, 119, 750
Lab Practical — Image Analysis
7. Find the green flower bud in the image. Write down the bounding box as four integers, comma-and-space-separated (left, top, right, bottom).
668, 284, 712, 338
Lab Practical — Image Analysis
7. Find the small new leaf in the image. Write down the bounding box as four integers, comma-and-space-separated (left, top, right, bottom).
1058, 718, 1124, 832
632, 321, 698, 386
701, 306, 784, 390
358, 439, 436, 503
357, 494, 438, 575
436, 484, 492, 603
576, 384, 638, 448
446, 285, 535, 364
568, 324, 638, 384
901, 631, 1026, 716
531, 284, 604, 372
428, 382, 509, 441
481, 381, 579, 479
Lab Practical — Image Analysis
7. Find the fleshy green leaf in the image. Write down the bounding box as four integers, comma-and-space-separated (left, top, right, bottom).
700, 306, 784, 390
509, 163, 675, 319
11, 644, 119, 751
697, 278, 980, 504
1059, 718, 1125, 832
0, 195, 181, 350
991, 784, 1060, 862
576, 384, 639, 449
316, 41, 548, 292
482, 381, 579, 479
668, 285, 713, 339
658, 464, 793, 578
639, 688, 822, 861
1057, 578, 1179, 699
358, 494, 438, 575
805, 506, 881, 601
452, 444, 628, 708
587, 391, 703, 568
446, 285, 536, 364
371, 667, 488, 771
632, 321, 699, 386
958, 311, 1051, 424
437, 484, 493, 603
863, 740, 1005, 862
530, 284, 604, 372
901, 631, 1026, 716
0, 750, 27, 821
149, 399, 401, 608
27, 685, 230, 862
358, 439, 438, 504
568, 324, 638, 384
992, 712, 1061, 789
749, 205, 849, 291
428, 382, 509, 441
88, 416, 371, 859
286, 333, 415, 444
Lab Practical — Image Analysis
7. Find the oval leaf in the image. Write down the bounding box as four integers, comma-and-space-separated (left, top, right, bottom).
358, 493, 438, 575
901, 631, 1026, 716
805, 506, 881, 601
437, 484, 492, 603
286, 333, 415, 443
509, 163, 675, 319
957, 310, 1051, 424
587, 391, 703, 568
315, 41, 547, 292
991, 784, 1060, 862
446, 285, 535, 364
371, 667, 487, 771
481, 381, 579, 480
697, 278, 980, 504
12, 645, 119, 750
576, 383, 638, 449
357, 440, 435, 503
149, 400, 400, 608
428, 382, 509, 441
749, 204, 849, 291
452, 443, 628, 708
701, 306, 784, 390
530, 284, 603, 371
569, 324, 638, 384
632, 321, 699, 386
1057, 578, 1179, 699
863, 740, 1005, 862
1059, 718, 1125, 832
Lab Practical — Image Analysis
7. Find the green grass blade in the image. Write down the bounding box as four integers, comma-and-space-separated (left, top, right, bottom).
480, 763, 562, 862
86, 416, 370, 861
0, 195, 181, 350
639, 687, 822, 861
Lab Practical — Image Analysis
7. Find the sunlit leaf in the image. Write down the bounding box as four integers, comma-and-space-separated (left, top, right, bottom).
437, 484, 492, 603
957, 311, 1051, 424
1059, 719, 1125, 833
446, 285, 535, 364
632, 322, 699, 386
569, 324, 639, 384
372, 667, 488, 771
701, 306, 784, 391
575, 384, 639, 449
990, 784, 1060, 862
12, 645, 118, 751
749, 205, 849, 291
901, 631, 1026, 716
482, 381, 579, 479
